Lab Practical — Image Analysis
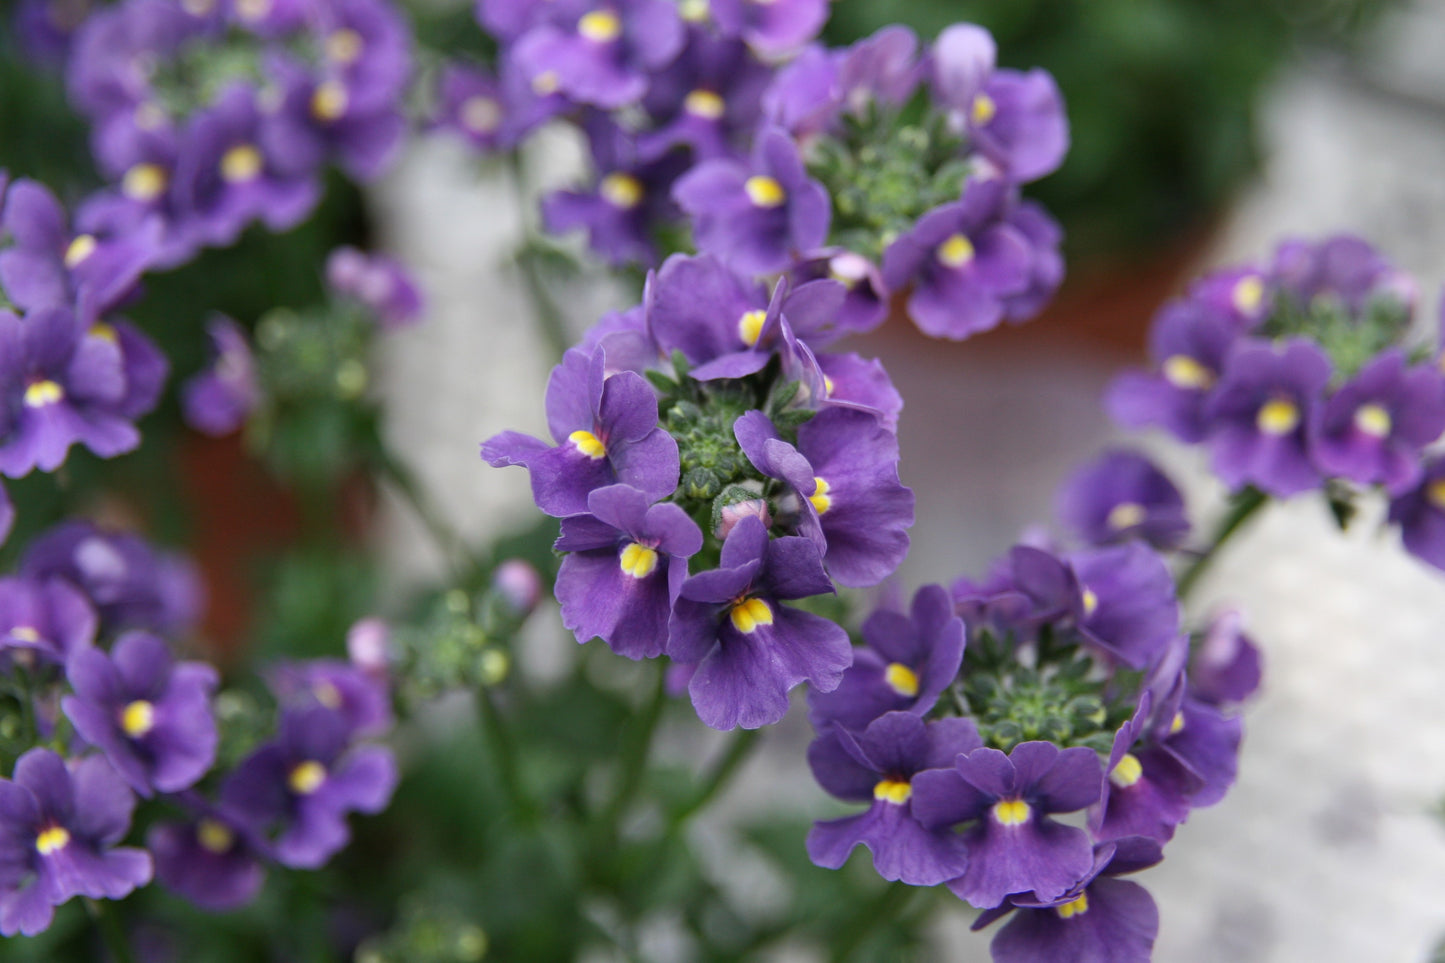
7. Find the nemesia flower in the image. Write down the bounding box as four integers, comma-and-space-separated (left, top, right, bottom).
806, 712, 978, 885
263, 60, 407, 183
673, 126, 830, 277
644, 253, 776, 369
434, 58, 563, 153
1146, 681, 1243, 807
786, 250, 890, 338
1068, 543, 1180, 670
1002, 200, 1065, 320
911, 741, 1102, 908
1090, 696, 1191, 845
809, 351, 903, 431
481, 346, 680, 517
0, 576, 96, 667
1056, 449, 1190, 551
554, 484, 702, 659
63, 631, 219, 797
269, 657, 393, 737
1270, 234, 1409, 313
148, 806, 266, 911
182, 315, 258, 436
639, 28, 772, 161
808, 584, 964, 733
709, 0, 827, 57
346, 616, 393, 678
1189, 608, 1263, 707
490, 561, 542, 618
0, 749, 152, 936
510, 0, 685, 109
832, 25, 922, 116
326, 246, 425, 328
667, 517, 850, 730
1389, 454, 1445, 571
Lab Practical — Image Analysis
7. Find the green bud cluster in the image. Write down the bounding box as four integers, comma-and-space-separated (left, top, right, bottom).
1261, 289, 1419, 382
392, 588, 519, 708
355, 896, 488, 963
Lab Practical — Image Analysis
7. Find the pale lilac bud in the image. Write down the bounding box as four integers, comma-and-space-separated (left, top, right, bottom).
491, 559, 541, 617
716, 498, 771, 540
346, 617, 391, 679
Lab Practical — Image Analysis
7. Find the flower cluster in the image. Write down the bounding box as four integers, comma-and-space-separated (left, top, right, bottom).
445, 8, 1066, 340
0, 519, 397, 931
58, 0, 413, 269
484, 252, 913, 729
804, 482, 1261, 961
1106, 235, 1445, 571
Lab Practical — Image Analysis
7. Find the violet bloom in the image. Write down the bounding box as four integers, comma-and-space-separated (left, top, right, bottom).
63, 631, 218, 797
1147, 683, 1243, 808
21, 520, 203, 636
1106, 299, 1240, 443
326, 246, 425, 328
673, 126, 830, 277
709, 0, 826, 57
911, 741, 1102, 909
262, 60, 406, 183
735, 408, 914, 587
0, 306, 141, 477
977, 838, 1163, 963
1310, 349, 1445, 493
1090, 697, 1191, 845
148, 807, 265, 911
433, 58, 563, 153
1056, 449, 1189, 551
806, 712, 978, 885
880, 181, 1032, 340
1068, 542, 1180, 670
511, 0, 684, 109
831, 25, 922, 117
786, 250, 889, 339
1389, 454, 1445, 571
808, 584, 964, 733
1188, 265, 1273, 329
490, 562, 542, 619
639, 29, 771, 162
667, 517, 850, 731
0, 749, 152, 937
1189, 609, 1262, 707
0, 576, 96, 667
482, 346, 679, 517
269, 658, 392, 737
1270, 235, 1403, 313
307, 0, 412, 112
760, 43, 844, 140
810, 351, 903, 432
1205, 338, 1332, 497
13, 0, 98, 67
644, 253, 775, 370
221, 705, 397, 869
1002, 200, 1065, 321
182, 315, 259, 436
555, 484, 702, 660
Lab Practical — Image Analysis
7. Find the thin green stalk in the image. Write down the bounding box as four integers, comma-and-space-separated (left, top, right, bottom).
1176, 486, 1269, 600
669, 729, 762, 829
369, 443, 474, 582
507, 153, 575, 363
477, 685, 536, 824
601, 663, 669, 829
828, 882, 915, 963
88, 899, 137, 963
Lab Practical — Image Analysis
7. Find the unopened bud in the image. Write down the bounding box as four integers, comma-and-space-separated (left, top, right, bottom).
716, 498, 771, 539
347, 617, 391, 679
491, 559, 541, 617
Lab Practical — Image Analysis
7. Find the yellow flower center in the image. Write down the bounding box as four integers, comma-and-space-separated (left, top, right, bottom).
1354, 403, 1392, 438
936, 233, 975, 269
532, 71, 561, 95
618, 542, 659, 579
684, 89, 726, 119
578, 10, 622, 42
35, 825, 70, 856
197, 818, 235, 854
992, 798, 1031, 826
744, 175, 786, 208
970, 93, 997, 127
679, 0, 709, 21
288, 760, 327, 795
600, 172, 644, 209
325, 28, 364, 64
235, 0, 271, 20
90, 322, 119, 344
884, 662, 919, 698
729, 597, 774, 634
221, 144, 263, 183
64, 234, 97, 269
311, 81, 349, 122
569, 430, 607, 460
1109, 753, 1143, 789
823, 375, 836, 396
1233, 275, 1265, 314
10, 627, 40, 644
121, 700, 156, 738
313, 680, 342, 710
1428, 479, 1445, 511
808, 476, 832, 515
1081, 587, 1099, 618
1256, 398, 1299, 436
1169, 711, 1185, 735
737, 309, 768, 347
1106, 502, 1146, 531
873, 779, 912, 805
122, 163, 168, 202
24, 380, 63, 408
460, 95, 502, 134
1056, 892, 1090, 919
134, 103, 167, 130
1162, 354, 1213, 390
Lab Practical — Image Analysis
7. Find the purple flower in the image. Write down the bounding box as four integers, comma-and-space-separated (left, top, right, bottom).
269, 658, 392, 737
63, 631, 219, 797
433, 58, 562, 152
13, 0, 99, 67
832, 25, 922, 116
709, 0, 827, 57
809, 351, 903, 432
643, 253, 773, 369
912, 741, 1102, 908
1056, 449, 1189, 551
0, 576, 96, 667
1270, 235, 1406, 314
1002, 200, 1065, 321
673, 126, 830, 277
667, 517, 851, 730
490, 562, 542, 619
760, 43, 843, 139
808, 584, 964, 733
1205, 338, 1332, 497
221, 705, 397, 869
326, 246, 425, 328
181, 315, 258, 436
785, 250, 889, 339
1090, 697, 1191, 845
263, 60, 406, 183
21, 521, 203, 636
881, 181, 1032, 340
735, 408, 914, 587
0, 749, 152, 936
555, 484, 702, 660
1189, 609, 1262, 707
482, 346, 680, 517
1106, 299, 1240, 443
1147, 683, 1242, 807
148, 807, 265, 911
1188, 265, 1273, 329
511, 0, 685, 109
1310, 349, 1445, 493
1068, 543, 1180, 670
806, 712, 978, 885
307, 0, 412, 112
639, 28, 771, 161
1389, 454, 1445, 571
977, 838, 1163, 963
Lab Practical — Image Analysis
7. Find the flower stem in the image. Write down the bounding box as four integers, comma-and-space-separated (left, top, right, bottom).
88, 899, 136, 963
368, 442, 474, 583
601, 662, 669, 829
1176, 485, 1269, 600
668, 728, 762, 829
829, 881, 916, 960
507, 153, 575, 363
477, 685, 536, 824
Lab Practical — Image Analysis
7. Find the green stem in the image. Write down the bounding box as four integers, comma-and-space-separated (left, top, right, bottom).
477, 686, 536, 824
600, 663, 669, 829
669, 729, 762, 829
507, 153, 575, 363
828, 881, 915, 962
1176, 485, 1269, 600
369, 444, 474, 582
88, 899, 137, 963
